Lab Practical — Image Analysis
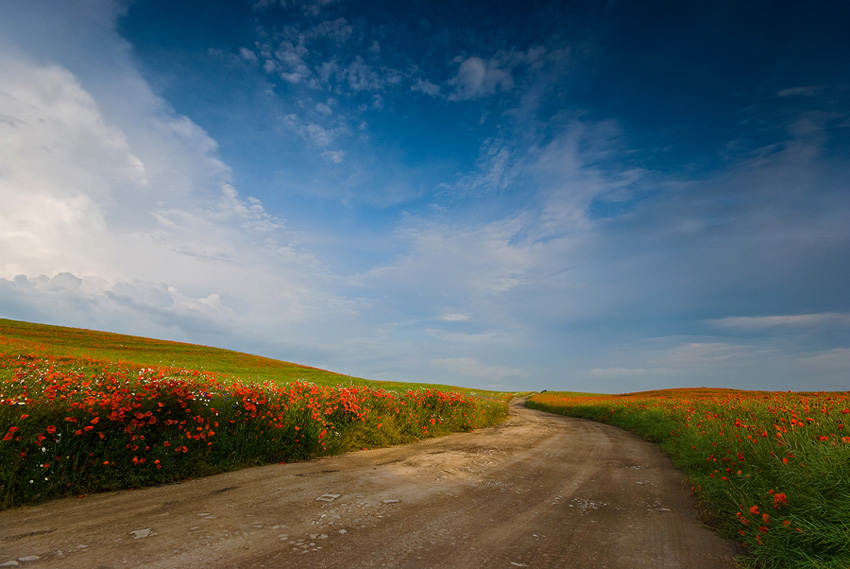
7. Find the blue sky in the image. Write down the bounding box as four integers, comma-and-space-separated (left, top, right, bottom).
1, 0, 848, 392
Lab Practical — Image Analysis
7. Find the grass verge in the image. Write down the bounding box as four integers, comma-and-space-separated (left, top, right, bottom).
527, 389, 850, 569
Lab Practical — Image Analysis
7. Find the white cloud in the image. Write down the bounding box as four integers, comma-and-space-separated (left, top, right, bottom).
316, 59, 341, 84
442, 46, 570, 104
0, 273, 240, 344
653, 342, 773, 367
711, 313, 850, 329
448, 56, 514, 100
281, 113, 342, 147
587, 367, 668, 378
274, 39, 312, 84
311, 18, 353, 45
292, 0, 339, 17
776, 85, 822, 98
254, 0, 339, 16
790, 349, 850, 384
0, 58, 146, 279
360, 213, 536, 300
315, 101, 333, 115
425, 329, 515, 345
0, 9, 358, 361
239, 47, 258, 63
411, 78, 440, 97
431, 357, 528, 381
345, 57, 382, 92
3, 0, 846, 394
305, 123, 332, 145
321, 149, 345, 163
214, 184, 285, 233
439, 312, 470, 322
353, 119, 644, 345
575, 333, 850, 393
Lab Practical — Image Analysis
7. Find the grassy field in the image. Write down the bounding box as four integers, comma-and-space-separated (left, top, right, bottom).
0, 318, 497, 395
0, 319, 509, 508
527, 389, 850, 569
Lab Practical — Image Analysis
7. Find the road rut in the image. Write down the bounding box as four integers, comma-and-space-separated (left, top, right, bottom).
0, 399, 744, 568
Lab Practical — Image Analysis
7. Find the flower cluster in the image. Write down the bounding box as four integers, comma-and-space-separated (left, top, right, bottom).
1, 351, 507, 508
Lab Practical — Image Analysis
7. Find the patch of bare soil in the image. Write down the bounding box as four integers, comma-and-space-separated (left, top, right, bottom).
0, 399, 744, 568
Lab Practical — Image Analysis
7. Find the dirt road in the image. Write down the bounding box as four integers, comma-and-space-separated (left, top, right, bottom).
0, 400, 744, 568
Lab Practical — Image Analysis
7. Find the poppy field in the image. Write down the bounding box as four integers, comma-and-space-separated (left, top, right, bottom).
0, 317, 490, 394
527, 389, 850, 569
0, 322, 508, 509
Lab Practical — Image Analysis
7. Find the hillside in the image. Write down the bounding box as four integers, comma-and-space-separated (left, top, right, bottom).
0, 318, 492, 394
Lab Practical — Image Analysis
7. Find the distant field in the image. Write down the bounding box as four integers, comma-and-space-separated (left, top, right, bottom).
537, 390, 608, 397
0, 318, 509, 508
527, 389, 850, 569
0, 318, 496, 396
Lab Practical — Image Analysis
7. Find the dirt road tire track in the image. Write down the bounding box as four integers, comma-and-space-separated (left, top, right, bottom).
1, 399, 744, 568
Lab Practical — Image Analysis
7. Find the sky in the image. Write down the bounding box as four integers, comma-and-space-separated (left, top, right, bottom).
1, 0, 849, 392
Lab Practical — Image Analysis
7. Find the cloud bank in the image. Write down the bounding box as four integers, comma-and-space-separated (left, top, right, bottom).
1, 0, 848, 392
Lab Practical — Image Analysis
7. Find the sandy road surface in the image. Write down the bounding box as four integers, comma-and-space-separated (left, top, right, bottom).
1, 400, 744, 568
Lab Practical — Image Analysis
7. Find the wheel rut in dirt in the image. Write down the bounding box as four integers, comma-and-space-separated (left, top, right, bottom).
0, 399, 743, 568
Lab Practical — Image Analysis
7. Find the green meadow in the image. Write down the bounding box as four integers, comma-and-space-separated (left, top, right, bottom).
0, 318, 498, 395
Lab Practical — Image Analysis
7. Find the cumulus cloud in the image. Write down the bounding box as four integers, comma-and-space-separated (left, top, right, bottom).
274, 39, 312, 83
2, 0, 847, 393
0, 56, 145, 280
0, 2, 360, 365
0, 273, 238, 342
